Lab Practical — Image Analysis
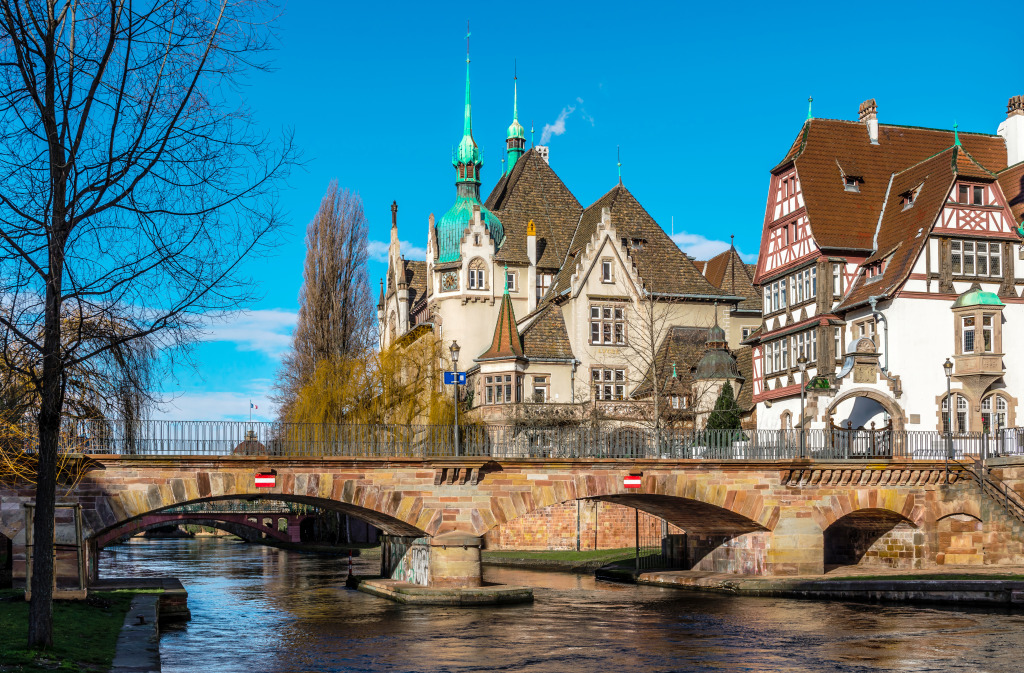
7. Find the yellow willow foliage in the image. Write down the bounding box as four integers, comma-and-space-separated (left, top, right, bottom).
0, 421, 90, 492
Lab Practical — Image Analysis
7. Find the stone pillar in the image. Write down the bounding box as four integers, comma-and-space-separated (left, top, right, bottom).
767, 514, 823, 575
429, 531, 482, 588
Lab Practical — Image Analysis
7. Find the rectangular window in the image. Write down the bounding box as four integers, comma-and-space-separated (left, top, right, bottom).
810, 267, 817, 298
990, 243, 1001, 277
485, 377, 493, 404
974, 185, 984, 205
742, 327, 752, 340
951, 239, 1001, 277
592, 368, 626, 401
764, 287, 771, 314
590, 304, 626, 345
782, 337, 789, 370
832, 264, 842, 298
983, 314, 993, 352
977, 242, 988, 276
951, 241, 962, 275
793, 275, 801, 304
506, 271, 517, 292
601, 260, 613, 283
963, 316, 975, 353
779, 279, 787, 308
959, 184, 969, 203
772, 284, 779, 313
532, 375, 548, 403
469, 269, 485, 289
834, 326, 842, 360
963, 241, 975, 275
811, 331, 817, 361
536, 273, 553, 301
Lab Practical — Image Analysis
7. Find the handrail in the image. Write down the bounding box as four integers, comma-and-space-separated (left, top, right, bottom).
954, 461, 1024, 525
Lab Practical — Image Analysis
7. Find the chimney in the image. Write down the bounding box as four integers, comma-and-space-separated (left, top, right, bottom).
526, 219, 537, 312
998, 95, 1024, 166
859, 99, 879, 145
535, 145, 550, 164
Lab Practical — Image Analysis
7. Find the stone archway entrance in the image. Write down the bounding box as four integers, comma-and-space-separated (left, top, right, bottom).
827, 389, 905, 433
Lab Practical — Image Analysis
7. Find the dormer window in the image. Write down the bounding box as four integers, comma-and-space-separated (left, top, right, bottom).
900, 191, 916, 210
958, 183, 985, 205
844, 175, 862, 193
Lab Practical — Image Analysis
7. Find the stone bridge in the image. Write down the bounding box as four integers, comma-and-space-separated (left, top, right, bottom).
2, 454, 1023, 588
93, 511, 312, 547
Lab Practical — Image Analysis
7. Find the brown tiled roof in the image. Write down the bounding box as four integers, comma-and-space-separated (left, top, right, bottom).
836, 147, 958, 311
404, 260, 427, 311
519, 304, 574, 360
997, 161, 1024, 226
774, 119, 1007, 252
733, 347, 754, 412
484, 148, 583, 269
631, 326, 707, 398
699, 247, 761, 313
546, 184, 729, 302
477, 291, 523, 360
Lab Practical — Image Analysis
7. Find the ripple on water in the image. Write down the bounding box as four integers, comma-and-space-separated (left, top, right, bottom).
100, 539, 1022, 673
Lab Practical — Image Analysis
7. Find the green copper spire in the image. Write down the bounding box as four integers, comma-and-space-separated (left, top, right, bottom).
506, 65, 526, 174
436, 27, 503, 264
954, 120, 961, 147
807, 96, 813, 121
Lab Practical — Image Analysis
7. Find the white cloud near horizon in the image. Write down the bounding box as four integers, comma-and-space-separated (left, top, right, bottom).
152, 386, 278, 422
671, 232, 758, 264
366, 239, 427, 263
199, 309, 297, 359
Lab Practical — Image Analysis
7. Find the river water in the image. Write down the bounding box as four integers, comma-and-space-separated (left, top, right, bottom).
99, 538, 1022, 673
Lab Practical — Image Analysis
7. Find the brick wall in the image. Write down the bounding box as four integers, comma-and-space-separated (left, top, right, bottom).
483, 500, 683, 550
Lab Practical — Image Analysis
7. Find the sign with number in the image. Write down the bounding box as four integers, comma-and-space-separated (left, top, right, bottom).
255, 472, 276, 488
444, 371, 467, 385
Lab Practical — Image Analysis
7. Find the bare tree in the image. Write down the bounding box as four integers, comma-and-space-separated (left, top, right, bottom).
275, 183, 374, 419
0, 1, 293, 646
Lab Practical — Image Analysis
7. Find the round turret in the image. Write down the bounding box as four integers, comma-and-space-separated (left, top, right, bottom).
952, 284, 1004, 309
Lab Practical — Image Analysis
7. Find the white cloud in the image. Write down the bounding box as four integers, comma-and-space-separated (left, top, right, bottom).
671, 232, 758, 264
199, 309, 297, 359
366, 240, 426, 264
541, 105, 575, 144
152, 386, 278, 422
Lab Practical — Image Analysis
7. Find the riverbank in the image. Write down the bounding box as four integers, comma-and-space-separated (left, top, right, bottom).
0, 589, 136, 672
597, 564, 1024, 607
481, 548, 640, 572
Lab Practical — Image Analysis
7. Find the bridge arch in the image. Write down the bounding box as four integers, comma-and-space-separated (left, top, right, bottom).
823, 508, 919, 569
826, 387, 906, 433
98, 516, 297, 548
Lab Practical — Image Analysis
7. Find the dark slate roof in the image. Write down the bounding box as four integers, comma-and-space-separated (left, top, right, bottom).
384, 259, 428, 311
769, 119, 1008, 254
477, 292, 523, 361
733, 347, 754, 412
546, 184, 728, 302
484, 148, 583, 269
997, 161, 1024, 226
699, 247, 761, 313
519, 303, 574, 360
631, 326, 707, 398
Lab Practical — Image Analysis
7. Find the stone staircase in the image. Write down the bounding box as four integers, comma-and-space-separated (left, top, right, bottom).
950, 463, 1024, 564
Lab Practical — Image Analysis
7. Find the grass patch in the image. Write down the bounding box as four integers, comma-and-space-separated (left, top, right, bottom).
0, 589, 136, 672
826, 573, 1024, 582
482, 548, 641, 564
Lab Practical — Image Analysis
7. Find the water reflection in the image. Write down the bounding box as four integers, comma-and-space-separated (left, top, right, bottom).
100, 539, 1023, 673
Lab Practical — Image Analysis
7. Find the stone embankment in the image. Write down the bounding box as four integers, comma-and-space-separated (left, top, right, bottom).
597, 565, 1024, 607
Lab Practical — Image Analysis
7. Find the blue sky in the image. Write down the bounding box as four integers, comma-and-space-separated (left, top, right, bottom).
159, 0, 1024, 421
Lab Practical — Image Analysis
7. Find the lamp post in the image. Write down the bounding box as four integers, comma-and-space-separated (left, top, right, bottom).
571, 359, 579, 404
797, 355, 808, 459
943, 357, 953, 483
451, 341, 461, 457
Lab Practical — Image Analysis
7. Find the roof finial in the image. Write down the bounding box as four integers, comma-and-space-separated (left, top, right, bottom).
672, 362, 678, 379
465, 20, 470, 64
807, 96, 813, 121
954, 120, 961, 147
531, 120, 534, 147
503, 263, 509, 294
617, 145, 622, 184
513, 59, 519, 122
730, 234, 735, 249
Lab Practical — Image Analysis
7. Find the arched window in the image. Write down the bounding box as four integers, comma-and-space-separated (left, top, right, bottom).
468, 258, 487, 290
942, 394, 969, 433
780, 410, 792, 431
982, 394, 1008, 433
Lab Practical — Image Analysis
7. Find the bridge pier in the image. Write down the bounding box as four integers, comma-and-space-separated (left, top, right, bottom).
766, 514, 825, 576
429, 532, 482, 588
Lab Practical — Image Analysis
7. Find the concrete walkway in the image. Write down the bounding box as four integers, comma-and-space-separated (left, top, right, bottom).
110, 594, 161, 673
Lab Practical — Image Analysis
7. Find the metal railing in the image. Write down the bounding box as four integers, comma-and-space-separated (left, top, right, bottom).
956, 462, 1024, 526
21, 419, 1024, 461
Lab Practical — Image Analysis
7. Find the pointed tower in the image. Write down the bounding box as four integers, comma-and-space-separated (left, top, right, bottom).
506, 72, 526, 173
435, 41, 503, 264
478, 281, 524, 361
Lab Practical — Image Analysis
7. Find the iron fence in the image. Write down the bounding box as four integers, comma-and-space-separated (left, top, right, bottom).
23, 419, 1024, 462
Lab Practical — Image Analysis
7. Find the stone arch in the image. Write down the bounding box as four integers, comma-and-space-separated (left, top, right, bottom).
822, 507, 919, 569
96, 516, 294, 548
827, 387, 905, 432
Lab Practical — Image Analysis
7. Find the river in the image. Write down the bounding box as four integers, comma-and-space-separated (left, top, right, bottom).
99, 538, 1023, 672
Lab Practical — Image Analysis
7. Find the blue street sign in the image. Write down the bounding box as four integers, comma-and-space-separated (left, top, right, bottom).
444, 371, 467, 385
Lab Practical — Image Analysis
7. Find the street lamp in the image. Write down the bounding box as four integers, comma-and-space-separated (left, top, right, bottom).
943, 357, 954, 481
450, 341, 461, 457
797, 356, 808, 459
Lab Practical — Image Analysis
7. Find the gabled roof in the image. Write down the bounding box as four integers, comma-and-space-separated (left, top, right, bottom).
546, 184, 728, 302
699, 247, 761, 313
774, 119, 1008, 251
997, 161, 1024, 226
385, 259, 428, 310
484, 148, 583, 269
630, 326, 707, 398
836, 146, 957, 310
519, 303, 574, 360
477, 291, 523, 361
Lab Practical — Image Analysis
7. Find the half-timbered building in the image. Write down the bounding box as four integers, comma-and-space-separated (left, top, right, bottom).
747, 97, 1024, 435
